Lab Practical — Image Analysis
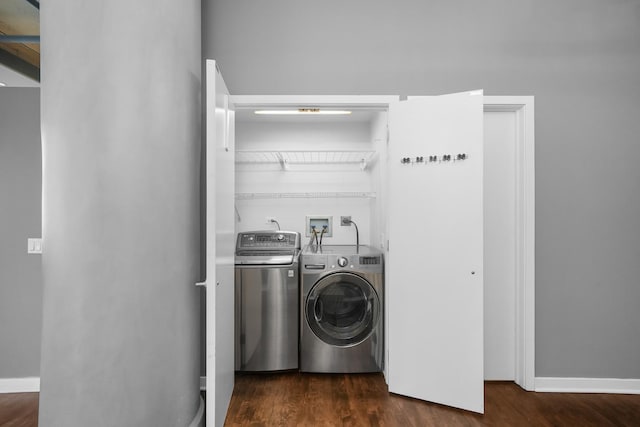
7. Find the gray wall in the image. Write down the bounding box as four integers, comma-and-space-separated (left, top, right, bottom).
0, 87, 42, 379
38, 1, 202, 426
203, 0, 640, 378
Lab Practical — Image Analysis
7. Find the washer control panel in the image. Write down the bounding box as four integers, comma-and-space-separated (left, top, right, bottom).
237, 231, 300, 250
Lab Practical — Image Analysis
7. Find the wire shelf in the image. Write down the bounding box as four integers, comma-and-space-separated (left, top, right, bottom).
235, 150, 376, 170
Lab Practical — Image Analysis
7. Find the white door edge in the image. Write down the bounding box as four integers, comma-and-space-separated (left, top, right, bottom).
205, 58, 218, 427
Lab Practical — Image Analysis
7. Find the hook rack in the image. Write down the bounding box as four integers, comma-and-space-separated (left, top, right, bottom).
400, 153, 468, 165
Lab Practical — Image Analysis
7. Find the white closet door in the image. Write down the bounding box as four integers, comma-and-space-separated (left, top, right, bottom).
387, 92, 484, 413
205, 59, 235, 427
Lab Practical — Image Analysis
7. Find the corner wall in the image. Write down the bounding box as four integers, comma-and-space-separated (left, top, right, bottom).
38, 1, 203, 425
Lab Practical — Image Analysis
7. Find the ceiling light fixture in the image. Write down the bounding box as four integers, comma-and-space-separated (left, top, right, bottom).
255, 108, 351, 115
0, 82, 6, 87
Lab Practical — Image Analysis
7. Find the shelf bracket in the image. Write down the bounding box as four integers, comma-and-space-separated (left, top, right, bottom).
277, 152, 289, 171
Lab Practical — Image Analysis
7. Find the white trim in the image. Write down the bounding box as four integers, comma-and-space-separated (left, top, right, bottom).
535, 377, 640, 394
0, 377, 40, 393
484, 96, 536, 391
230, 95, 399, 109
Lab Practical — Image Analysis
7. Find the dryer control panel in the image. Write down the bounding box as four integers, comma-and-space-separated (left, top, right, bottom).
301, 248, 382, 273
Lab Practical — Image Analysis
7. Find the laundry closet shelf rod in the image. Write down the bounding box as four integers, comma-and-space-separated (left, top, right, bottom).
235, 192, 377, 200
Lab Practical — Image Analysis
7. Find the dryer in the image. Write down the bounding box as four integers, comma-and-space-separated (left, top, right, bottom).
300, 245, 383, 373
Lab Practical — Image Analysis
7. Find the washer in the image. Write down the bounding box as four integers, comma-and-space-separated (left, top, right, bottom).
234, 230, 300, 371
300, 244, 384, 373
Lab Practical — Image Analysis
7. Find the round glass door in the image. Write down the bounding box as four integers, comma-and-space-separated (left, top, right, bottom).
305, 272, 380, 347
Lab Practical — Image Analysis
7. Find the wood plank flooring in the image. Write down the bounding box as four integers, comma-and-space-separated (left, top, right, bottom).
2, 374, 640, 426
224, 372, 640, 426
0, 393, 38, 427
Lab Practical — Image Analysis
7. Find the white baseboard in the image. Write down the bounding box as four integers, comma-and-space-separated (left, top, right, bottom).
0, 377, 40, 393
9, 375, 634, 395
2, 376, 205, 393
535, 377, 640, 394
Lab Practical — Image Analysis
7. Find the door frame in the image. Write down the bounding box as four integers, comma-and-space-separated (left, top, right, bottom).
484, 96, 535, 391
229, 94, 535, 392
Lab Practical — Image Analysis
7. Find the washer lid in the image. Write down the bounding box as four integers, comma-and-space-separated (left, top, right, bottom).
235, 250, 296, 265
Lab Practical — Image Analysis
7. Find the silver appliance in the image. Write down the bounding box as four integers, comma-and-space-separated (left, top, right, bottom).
300, 244, 384, 373
234, 230, 300, 371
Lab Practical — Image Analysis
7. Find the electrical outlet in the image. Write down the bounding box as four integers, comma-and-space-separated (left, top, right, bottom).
27, 238, 42, 254
340, 216, 352, 226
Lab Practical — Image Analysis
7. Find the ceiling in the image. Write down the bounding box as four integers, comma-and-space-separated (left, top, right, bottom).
0, 0, 39, 85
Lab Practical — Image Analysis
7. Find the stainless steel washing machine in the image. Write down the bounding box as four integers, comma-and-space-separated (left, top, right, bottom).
300, 244, 383, 373
235, 230, 300, 371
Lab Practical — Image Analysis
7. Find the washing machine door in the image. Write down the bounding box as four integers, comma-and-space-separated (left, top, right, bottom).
305, 272, 380, 347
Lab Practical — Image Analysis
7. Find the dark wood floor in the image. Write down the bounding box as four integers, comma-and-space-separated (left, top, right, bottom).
2, 373, 640, 426
225, 372, 640, 426
0, 392, 38, 427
